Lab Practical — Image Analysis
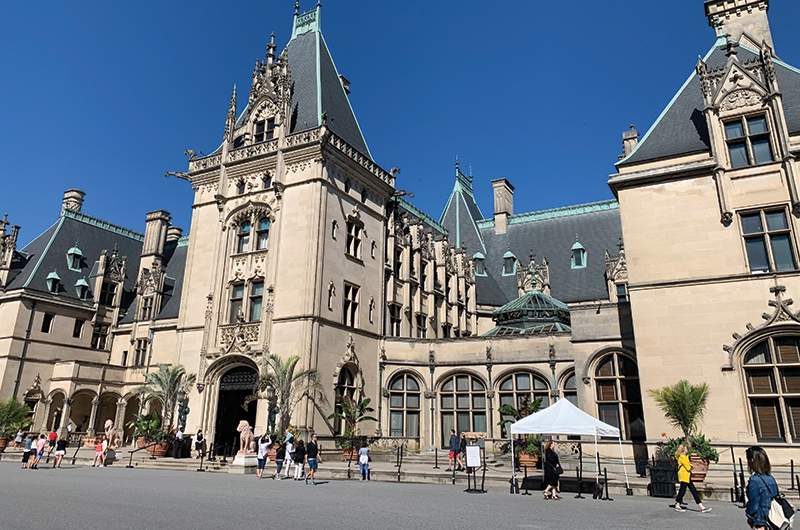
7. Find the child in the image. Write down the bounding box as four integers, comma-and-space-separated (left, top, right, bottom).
93, 437, 105, 467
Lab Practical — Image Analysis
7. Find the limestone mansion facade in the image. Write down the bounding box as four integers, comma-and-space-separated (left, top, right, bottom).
1, 0, 798, 461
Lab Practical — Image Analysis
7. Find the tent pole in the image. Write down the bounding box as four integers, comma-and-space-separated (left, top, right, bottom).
618, 436, 632, 494
510, 430, 515, 482
594, 431, 600, 480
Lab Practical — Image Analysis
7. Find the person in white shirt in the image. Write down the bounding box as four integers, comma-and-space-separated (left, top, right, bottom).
283, 439, 294, 478
173, 428, 184, 459
256, 433, 272, 479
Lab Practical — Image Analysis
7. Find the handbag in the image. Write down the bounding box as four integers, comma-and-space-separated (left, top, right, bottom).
757, 476, 795, 530
554, 463, 564, 476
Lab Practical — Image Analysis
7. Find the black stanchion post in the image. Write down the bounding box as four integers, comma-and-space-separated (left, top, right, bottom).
481, 447, 487, 493
197, 450, 206, 472
733, 470, 740, 504
434, 447, 439, 469
521, 465, 531, 495
603, 468, 613, 501
126, 450, 134, 468
791, 460, 796, 490
738, 458, 746, 506
575, 449, 585, 499
207, 443, 216, 462
452, 461, 456, 485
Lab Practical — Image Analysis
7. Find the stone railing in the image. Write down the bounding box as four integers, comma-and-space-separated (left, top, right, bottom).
228, 139, 279, 162
327, 133, 394, 186
189, 153, 222, 172
218, 322, 260, 344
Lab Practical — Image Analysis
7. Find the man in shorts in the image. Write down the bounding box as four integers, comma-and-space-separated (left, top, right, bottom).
305, 434, 320, 485
31, 434, 46, 469
446, 429, 459, 471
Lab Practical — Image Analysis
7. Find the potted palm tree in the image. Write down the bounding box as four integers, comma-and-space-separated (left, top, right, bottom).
327, 395, 378, 461
498, 396, 542, 469
133, 363, 196, 457
648, 380, 718, 483
244, 354, 326, 434
0, 398, 33, 453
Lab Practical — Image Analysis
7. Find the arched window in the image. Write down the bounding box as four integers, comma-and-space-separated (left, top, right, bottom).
237, 222, 251, 253
562, 373, 578, 407
256, 218, 270, 250
440, 374, 486, 447
743, 336, 800, 442
388, 374, 421, 437
334, 367, 357, 436
498, 372, 549, 437
594, 353, 645, 440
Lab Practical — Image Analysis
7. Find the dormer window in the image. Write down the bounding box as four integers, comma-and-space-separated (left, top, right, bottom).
46, 271, 61, 294
571, 237, 586, 269
502, 251, 516, 275
75, 278, 90, 300
237, 222, 251, 253
67, 245, 83, 271
254, 119, 275, 143
724, 115, 774, 168
473, 252, 486, 276
256, 218, 270, 250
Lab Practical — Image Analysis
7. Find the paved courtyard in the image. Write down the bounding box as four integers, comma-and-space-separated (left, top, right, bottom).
0, 461, 750, 530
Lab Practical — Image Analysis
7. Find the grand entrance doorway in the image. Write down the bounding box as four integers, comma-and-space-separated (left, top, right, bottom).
214, 366, 258, 455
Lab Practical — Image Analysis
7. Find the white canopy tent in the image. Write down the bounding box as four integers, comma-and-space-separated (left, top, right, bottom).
508, 398, 630, 491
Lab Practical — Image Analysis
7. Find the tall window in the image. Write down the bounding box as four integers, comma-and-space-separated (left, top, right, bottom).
594, 353, 645, 440
420, 261, 428, 288
72, 318, 84, 339
346, 221, 362, 258
91, 323, 110, 350
140, 297, 154, 320
415, 314, 427, 338
616, 284, 628, 303
725, 115, 774, 168
474, 258, 485, 275
743, 336, 800, 442
343, 283, 359, 327
254, 118, 275, 142
334, 367, 357, 435
98, 282, 116, 306
134, 339, 148, 367
249, 282, 263, 321
256, 218, 270, 250
499, 373, 550, 411
394, 248, 403, 277
440, 374, 486, 447
41, 313, 54, 333
389, 374, 421, 437
230, 284, 244, 323
237, 222, 251, 253
741, 209, 796, 274
562, 373, 578, 406
389, 304, 401, 336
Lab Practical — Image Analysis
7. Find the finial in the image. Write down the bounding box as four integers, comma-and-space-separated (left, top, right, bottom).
469, 163, 473, 182
618, 238, 624, 252
455, 155, 459, 175
0, 213, 8, 232
712, 16, 724, 38
294, 0, 299, 15
722, 33, 739, 59
575, 234, 579, 242
317, 0, 321, 7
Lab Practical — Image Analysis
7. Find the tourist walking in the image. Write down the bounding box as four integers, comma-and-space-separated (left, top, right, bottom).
673, 444, 711, 512
358, 441, 370, 481
272, 441, 286, 479
195, 429, 205, 459
745, 446, 778, 529
459, 432, 468, 471
53, 437, 68, 469
283, 437, 294, 478
48, 429, 57, 457
31, 434, 46, 469
21, 435, 33, 469
293, 440, 306, 480
173, 427, 184, 459
13, 429, 23, 449
446, 429, 459, 471
305, 434, 319, 485
542, 440, 562, 500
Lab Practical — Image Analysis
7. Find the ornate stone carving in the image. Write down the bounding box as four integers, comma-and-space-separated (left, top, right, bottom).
104, 419, 121, 449
720, 89, 763, 111
332, 334, 365, 394
486, 390, 495, 400
237, 420, 256, 454
381, 388, 390, 398
137, 261, 164, 295
218, 321, 259, 357
103, 247, 126, 283
424, 390, 436, 400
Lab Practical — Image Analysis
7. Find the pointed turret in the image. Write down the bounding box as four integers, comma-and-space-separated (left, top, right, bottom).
439, 160, 486, 254
224, 85, 237, 142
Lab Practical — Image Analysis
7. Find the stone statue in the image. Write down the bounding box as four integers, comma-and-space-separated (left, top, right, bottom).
237, 420, 256, 454
104, 419, 121, 449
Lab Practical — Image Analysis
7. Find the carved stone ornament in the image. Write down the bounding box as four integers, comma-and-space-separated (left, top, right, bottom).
332, 335, 365, 394
720, 89, 763, 112
137, 261, 164, 296
424, 390, 436, 400
605, 243, 628, 284
485, 342, 492, 362
217, 320, 259, 357
103, 247, 125, 283
486, 390, 495, 399
722, 283, 800, 370
381, 388, 390, 398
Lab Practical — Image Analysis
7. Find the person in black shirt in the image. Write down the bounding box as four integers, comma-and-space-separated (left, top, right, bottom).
54, 437, 68, 469
305, 434, 320, 485
293, 440, 306, 480
542, 440, 562, 500
272, 442, 286, 480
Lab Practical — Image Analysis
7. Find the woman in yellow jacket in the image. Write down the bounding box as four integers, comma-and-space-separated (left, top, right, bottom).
674, 444, 711, 513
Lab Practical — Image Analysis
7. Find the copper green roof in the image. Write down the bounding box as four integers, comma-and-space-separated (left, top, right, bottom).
483, 290, 571, 336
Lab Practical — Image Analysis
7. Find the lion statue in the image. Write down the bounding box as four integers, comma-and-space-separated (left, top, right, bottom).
104, 419, 121, 449
237, 420, 256, 454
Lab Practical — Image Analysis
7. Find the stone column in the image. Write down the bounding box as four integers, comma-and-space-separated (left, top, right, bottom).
59, 398, 73, 439
114, 399, 127, 431
37, 398, 51, 434
86, 396, 100, 436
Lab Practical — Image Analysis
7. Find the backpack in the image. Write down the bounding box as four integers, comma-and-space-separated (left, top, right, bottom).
757, 476, 796, 530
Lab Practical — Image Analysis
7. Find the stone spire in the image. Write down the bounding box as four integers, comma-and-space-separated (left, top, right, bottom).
224, 84, 237, 142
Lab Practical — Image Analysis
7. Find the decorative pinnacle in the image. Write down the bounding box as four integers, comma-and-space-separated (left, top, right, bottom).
267, 32, 277, 55
722, 33, 739, 59
712, 16, 724, 38
294, 0, 299, 15
0, 213, 8, 232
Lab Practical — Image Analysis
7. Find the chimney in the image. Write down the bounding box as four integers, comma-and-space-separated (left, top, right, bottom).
619, 125, 639, 160
166, 226, 183, 244
705, 0, 773, 50
62, 189, 86, 214
491, 178, 514, 234
142, 210, 171, 258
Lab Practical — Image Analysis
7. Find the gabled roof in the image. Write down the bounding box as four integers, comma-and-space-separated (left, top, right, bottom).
439, 166, 486, 253
618, 39, 800, 167
474, 200, 621, 306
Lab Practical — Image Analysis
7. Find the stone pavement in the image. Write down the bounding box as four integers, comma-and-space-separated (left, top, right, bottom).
0, 459, 756, 530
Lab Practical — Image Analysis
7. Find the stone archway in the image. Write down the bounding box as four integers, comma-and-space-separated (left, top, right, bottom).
122, 395, 141, 445
47, 391, 65, 432
213, 365, 258, 455
93, 393, 120, 434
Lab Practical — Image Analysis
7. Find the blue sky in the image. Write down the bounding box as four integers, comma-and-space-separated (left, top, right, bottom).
2, 1, 799, 243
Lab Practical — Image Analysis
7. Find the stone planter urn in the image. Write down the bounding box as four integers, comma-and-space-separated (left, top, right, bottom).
147, 441, 171, 458
689, 455, 709, 484
0, 437, 9, 453
342, 447, 358, 462
517, 452, 540, 470
136, 438, 146, 450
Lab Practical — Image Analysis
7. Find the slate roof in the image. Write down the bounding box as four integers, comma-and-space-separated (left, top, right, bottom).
468, 200, 621, 306
618, 38, 800, 167
438, 168, 486, 254
397, 197, 446, 236
8, 209, 186, 323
